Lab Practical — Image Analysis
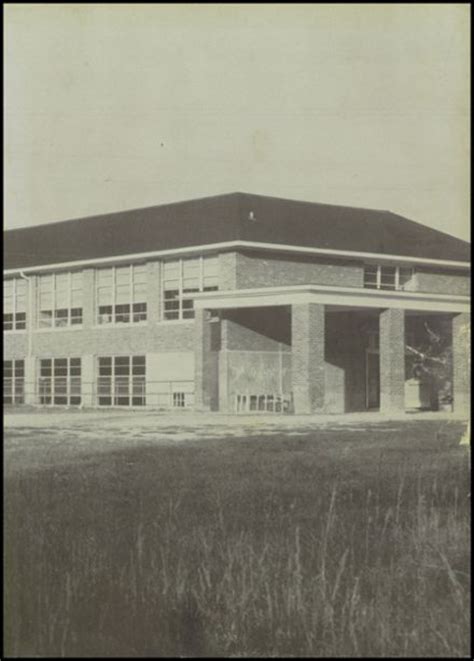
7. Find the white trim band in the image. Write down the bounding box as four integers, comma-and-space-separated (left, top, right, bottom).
4, 240, 470, 275
193, 284, 471, 314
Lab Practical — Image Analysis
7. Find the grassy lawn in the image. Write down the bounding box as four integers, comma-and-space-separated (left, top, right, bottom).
4, 419, 470, 657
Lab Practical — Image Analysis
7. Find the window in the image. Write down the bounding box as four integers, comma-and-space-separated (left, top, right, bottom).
97, 355, 146, 406
38, 357, 81, 406
3, 279, 27, 331
162, 256, 218, 320
364, 265, 414, 291
97, 264, 147, 325
38, 272, 83, 328
3, 360, 25, 405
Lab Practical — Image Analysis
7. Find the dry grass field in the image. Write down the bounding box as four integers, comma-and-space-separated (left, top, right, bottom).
3, 416, 470, 657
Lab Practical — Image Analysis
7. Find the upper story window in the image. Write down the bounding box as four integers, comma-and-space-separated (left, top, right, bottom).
97, 264, 147, 325
363, 264, 414, 291
162, 256, 218, 321
38, 271, 83, 328
4, 278, 27, 331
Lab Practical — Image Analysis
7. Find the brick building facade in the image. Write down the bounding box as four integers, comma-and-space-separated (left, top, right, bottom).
4, 193, 470, 415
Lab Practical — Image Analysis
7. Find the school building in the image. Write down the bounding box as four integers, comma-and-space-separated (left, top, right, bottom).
3, 192, 471, 414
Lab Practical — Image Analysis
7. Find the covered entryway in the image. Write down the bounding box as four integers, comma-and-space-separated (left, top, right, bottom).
192, 284, 470, 415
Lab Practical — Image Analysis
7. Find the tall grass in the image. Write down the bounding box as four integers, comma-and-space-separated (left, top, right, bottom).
4, 422, 470, 657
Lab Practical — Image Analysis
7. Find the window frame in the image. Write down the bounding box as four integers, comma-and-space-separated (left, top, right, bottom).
96, 355, 146, 406
3, 359, 25, 405
37, 271, 83, 329
363, 264, 414, 291
96, 264, 148, 326
161, 255, 218, 321
38, 357, 82, 406
3, 279, 27, 332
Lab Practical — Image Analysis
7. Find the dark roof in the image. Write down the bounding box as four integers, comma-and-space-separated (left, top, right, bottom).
4, 192, 470, 269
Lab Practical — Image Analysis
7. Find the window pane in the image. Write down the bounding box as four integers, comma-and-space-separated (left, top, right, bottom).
54, 309, 69, 327
115, 304, 130, 323
3, 314, 13, 331
97, 269, 113, 286
133, 283, 147, 302
39, 311, 53, 328
16, 279, 27, 296
71, 288, 83, 307
115, 266, 130, 285
132, 302, 147, 322
55, 273, 69, 291
3, 281, 13, 299
163, 280, 179, 292
3, 295, 13, 314
164, 261, 180, 280
98, 306, 113, 324
183, 258, 199, 276
16, 294, 27, 313
15, 313, 26, 330
116, 284, 130, 304
133, 265, 147, 282
97, 286, 112, 306
71, 308, 83, 325
39, 275, 53, 292
4, 315, 14, 331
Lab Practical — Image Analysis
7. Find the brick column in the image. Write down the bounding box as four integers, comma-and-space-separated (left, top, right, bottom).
147, 261, 161, 324
379, 308, 405, 413
218, 252, 238, 290
194, 308, 213, 411
82, 269, 95, 328
452, 312, 470, 415
81, 355, 95, 407
291, 303, 325, 414
24, 356, 36, 405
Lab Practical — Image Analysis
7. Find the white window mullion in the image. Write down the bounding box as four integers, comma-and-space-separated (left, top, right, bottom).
179, 259, 184, 320
130, 265, 135, 311
376, 265, 381, 289
129, 356, 133, 403
112, 267, 116, 324
199, 256, 204, 292
13, 279, 16, 326
68, 271, 72, 326
395, 267, 400, 291
160, 262, 164, 321
52, 273, 56, 327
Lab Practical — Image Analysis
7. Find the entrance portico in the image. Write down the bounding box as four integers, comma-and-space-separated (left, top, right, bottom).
193, 284, 470, 415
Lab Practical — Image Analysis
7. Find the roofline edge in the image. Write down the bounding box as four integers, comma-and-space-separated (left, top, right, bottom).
4, 240, 471, 275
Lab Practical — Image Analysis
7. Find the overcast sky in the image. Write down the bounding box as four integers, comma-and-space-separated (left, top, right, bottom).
4, 4, 470, 241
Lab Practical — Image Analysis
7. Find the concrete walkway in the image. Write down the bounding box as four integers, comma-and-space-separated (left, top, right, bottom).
4, 408, 469, 431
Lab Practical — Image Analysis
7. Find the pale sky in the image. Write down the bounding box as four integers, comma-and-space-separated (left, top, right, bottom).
4, 3, 470, 241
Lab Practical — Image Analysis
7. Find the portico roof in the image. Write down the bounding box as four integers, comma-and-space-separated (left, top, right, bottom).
193, 284, 470, 314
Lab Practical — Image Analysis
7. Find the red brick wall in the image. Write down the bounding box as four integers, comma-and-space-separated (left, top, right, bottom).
235, 251, 363, 289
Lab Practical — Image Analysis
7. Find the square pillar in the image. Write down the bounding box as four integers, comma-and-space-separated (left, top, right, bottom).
147, 261, 161, 324
194, 309, 213, 411
452, 313, 470, 415
82, 269, 95, 328
24, 356, 36, 406
291, 303, 325, 414
81, 355, 95, 407
379, 308, 406, 413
